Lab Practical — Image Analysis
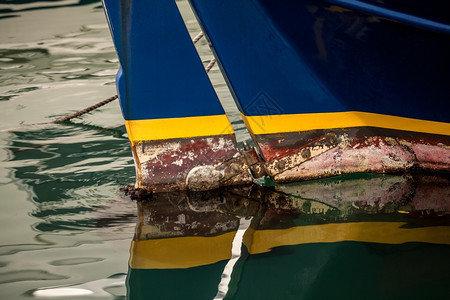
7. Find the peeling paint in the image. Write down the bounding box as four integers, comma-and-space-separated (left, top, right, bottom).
131, 126, 449, 193
172, 159, 184, 166
133, 134, 253, 193
250, 127, 449, 184
186, 166, 224, 191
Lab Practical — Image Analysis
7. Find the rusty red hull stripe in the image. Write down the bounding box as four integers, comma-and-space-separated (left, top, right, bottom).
132, 135, 253, 193
251, 127, 450, 183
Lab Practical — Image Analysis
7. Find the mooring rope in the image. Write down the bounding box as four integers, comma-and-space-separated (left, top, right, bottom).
205, 58, 217, 73
192, 31, 204, 44
52, 31, 216, 123
53, 94, 119, 123
1, 31, 218, 132
0, 94, 120, 131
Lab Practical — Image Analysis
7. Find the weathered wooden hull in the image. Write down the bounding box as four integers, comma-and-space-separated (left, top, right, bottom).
103, 0, 450, 192
254, 127, 450, 183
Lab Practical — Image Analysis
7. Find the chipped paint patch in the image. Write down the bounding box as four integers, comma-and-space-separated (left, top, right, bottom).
251, 127, 449, 184
172, 159, 184, 166
186, 166, 224, 191
134, 135, 252, 193
131, 126, 449, 193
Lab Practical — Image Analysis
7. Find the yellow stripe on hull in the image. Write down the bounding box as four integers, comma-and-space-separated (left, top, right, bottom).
125, 114, 234, 145
130, 222, 450, 269
242, 111, 450, 136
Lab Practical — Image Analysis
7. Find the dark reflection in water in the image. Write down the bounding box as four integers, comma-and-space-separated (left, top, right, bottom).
128, 174, 450, 300
8, 123, 135, 232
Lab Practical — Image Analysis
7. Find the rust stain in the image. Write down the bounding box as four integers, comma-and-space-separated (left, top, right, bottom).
131, 145, 143, 187
134, 135, 252, 193
130, 126, 449, 193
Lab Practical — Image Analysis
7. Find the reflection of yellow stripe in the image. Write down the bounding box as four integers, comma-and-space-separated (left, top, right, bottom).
130, 222, 450, 269
129, 232, 235, 269
242, 112, 450, 136
245, 222, 450, 254
125, 115, 234, 145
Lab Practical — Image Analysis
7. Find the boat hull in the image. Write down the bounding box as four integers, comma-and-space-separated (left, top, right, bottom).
103, 0, 450, 192
189, 0, 450, 183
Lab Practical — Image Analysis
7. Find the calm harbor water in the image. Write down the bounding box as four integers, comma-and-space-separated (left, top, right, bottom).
0, 1, 449, 300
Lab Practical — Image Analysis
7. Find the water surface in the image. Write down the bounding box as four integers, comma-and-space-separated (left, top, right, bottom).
0, 1, 449, 300
1, 1, 134, 299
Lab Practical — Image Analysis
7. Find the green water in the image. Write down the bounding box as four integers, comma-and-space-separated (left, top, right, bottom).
1, 1, 449, 300
0, 1, 134, 299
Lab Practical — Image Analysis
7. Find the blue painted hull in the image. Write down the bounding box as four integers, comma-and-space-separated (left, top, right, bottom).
189, 0, 449, 122
103, 0, 450, 191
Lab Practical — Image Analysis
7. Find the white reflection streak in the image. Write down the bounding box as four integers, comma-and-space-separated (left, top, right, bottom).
214, 217, 252, 300
33, 288, 94, 297
32, 276, 126, 298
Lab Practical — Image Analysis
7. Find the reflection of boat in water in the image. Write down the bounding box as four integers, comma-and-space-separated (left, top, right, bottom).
127, 175, 450, 299
103, 0, 450, 193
